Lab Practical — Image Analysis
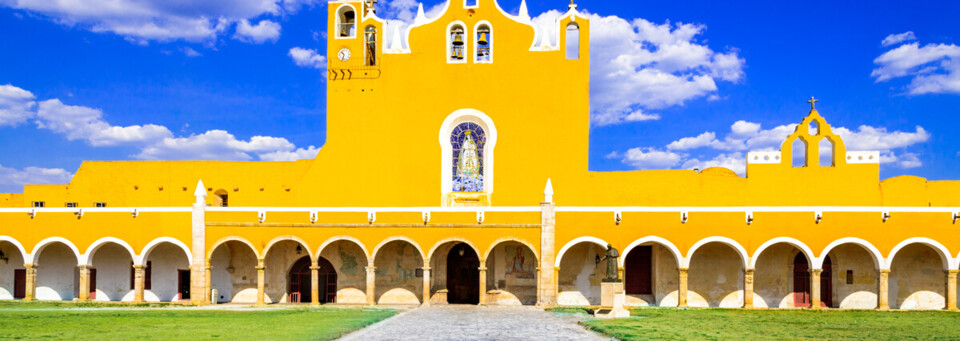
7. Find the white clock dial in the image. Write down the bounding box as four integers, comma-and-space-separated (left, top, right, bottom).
338, 48, 351, 62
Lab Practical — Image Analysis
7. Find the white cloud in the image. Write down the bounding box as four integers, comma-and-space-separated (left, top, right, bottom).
0, 164, 74, 193
681, 152, 745, 175
289, 47, 326, 71
259, 145, 320, 161
0, 84, 36, 126
832, 125, 930, 151
620, 147, 683, 169
666, 131, 717, 150
180, 46, 202, 57
872, 38, 960, 95
881, 31, 916, 47
234, 19, 281, 43
134, 130, 299, 161
36, 99, 173, 146
623, 111, 661, 122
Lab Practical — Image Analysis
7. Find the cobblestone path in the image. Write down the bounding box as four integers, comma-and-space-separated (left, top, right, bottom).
338, 305, 610, 341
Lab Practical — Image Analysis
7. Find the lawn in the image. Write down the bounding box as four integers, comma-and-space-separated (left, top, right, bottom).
0, 301, 394, 340
557, 307, 960, 340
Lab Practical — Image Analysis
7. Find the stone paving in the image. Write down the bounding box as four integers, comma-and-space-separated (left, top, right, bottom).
338, 305, 611, 341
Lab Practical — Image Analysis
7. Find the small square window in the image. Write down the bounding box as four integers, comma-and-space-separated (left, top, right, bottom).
65, 202, 78, 208
95, 202, 107, 208
846, 270, 853, 284
415, 268, 423, 278
32, 201, 45, 208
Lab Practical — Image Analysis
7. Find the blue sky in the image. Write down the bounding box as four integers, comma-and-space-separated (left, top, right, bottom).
1, 0, 958, 193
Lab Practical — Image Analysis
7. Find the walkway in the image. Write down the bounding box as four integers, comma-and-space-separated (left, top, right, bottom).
338, 305, 610, 341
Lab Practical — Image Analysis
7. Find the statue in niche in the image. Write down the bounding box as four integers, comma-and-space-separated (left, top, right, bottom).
452, 125, 485, 192
597, 244, 620, 282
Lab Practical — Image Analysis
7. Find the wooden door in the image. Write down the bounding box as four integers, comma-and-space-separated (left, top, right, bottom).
447, 243, 479, 304
625, 245, 652, 295
89, 268, 97, 300
13, 269, 25, 299
318, 257, 337, 303
177, 270, 191, 300
821, 256, 832, 307
793, 253, 810, 307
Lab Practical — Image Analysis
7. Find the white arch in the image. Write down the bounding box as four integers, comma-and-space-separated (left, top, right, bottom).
427, 238, 481, 261
483, 237, 539, 261
0, 236, 28, 264
750, 237, 816, 269
138, 237, 192, 266
886, 237, 952, 270
472, 20, 493, 63
83, 237, 137, 266
372, 236, 425, 262
817, 237, 884, 269
555, 236, 608, 268
439, 108, 498, 197
29, 237, 81, 264
445, 21, 469, 64
684, 236, 749, 269
262, 236, 314, 260
208, 236, 260, 260
317, 236, 370, 261
333, 3, 358, 39
619, 236, 683, 268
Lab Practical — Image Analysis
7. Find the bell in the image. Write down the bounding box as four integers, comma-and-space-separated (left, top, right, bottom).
452, 33, 464, 46
340, 26, 348, 37
455, 48, 463, 60
478, 32, 488, 45
451, 48, 459, 59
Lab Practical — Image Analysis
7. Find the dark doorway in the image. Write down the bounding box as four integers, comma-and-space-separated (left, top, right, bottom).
89, 268, 97, 300
177, 270, 191, 300
318, 257, 337, 303
288, 256, 338, 304
793, 253, 810, 307
821, 256, 832, 307
625, 245, 652, 295
447, 243, 479, 304
14, 269, 25, 299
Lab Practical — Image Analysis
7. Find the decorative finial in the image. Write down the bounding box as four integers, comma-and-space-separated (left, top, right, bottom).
807, 96, 818, 110
568, 0, 576, 10
544, 178, 554, 203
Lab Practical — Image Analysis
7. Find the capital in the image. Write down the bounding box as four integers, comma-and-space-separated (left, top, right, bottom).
309, 266, 320, 271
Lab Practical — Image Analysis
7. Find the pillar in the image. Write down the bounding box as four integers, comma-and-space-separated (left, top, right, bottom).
878, 269, 890, 310
478, 265, 487, 305
422, 264, 431, 306
743, 268, 755, 309
190, 179, 207, 305
678, 267, 688, 307
78, 265, 90, 302
365, 263, 376, 306
810, 269, 822, 309
538, 198, 557, 307
310, 264, 320, 306
947, 269, 958, 311
256, 259, 265, 305
24, 264, 38, 301
133, 264, 145, 303
23, 264, 36, 301
554, 267, 560, 299
204, 265, 212, 304
535, 267, 541, 305
618, 266, 625, 282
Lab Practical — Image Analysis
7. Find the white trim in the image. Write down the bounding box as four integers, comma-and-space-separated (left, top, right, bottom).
334, 3, 359, 40
138, 237, 193, 266
438, 109, 498, 201
371, 236, 425, 262
317, 236, 370, 261
750, 237, 816, 269
473, 21, 493, 64
886, 237, 953, 270
427, 238, 481, 261
208, 236, 260, 260
29, 237, 81, 264
482, 237, 539, 261
446, 21, 468, 64
684, 236, 749, 269
817, 237, 884, 269
362, 23, 378, 66
83, 237, 136, 266
0, 236, 28, 265
0, 207, 190, 213
619, 236, 683, 268
463, 0, 478, 9
553, 206, 960, 213
555, 236, 608, 268
262, 236, 314, 260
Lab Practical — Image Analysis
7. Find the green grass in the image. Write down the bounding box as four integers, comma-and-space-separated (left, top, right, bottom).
0, 302, 394, 340
569, 307, 960, 340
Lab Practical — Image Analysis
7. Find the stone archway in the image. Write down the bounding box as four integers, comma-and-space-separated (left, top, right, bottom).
483, 240, 538, 305
446, 243, 480, 304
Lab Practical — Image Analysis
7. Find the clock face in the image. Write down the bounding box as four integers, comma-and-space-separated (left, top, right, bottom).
338, 48, 351, 62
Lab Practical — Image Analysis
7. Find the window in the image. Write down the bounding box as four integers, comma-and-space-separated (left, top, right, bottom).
336, 6, 356, 38
846, 270, 853, 284
95, 202, 107, 208
566, 22, 580, 59
32, 201, 44, 208
451, 122, 486, 192
65, 202, 78, 208
449, 24, 466, 62
365, 25, 377, 66
475, 24, 492, 63
214, 189, 228, 207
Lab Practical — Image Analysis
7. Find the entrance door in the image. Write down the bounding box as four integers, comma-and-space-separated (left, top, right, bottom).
14, 269, 25, 299
288, 256, 312, 303
89, 268, 97, 300
177, 270, 191, 300
625, 245, 652, 295
447, 243, 479, 304
821, 256, 832, 307
318, 257, 337, 303
793, 253, 810, 307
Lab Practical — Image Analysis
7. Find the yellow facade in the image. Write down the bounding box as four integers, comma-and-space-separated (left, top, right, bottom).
0, 0, 958, 310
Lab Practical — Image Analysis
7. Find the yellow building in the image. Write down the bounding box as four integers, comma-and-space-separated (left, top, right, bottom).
1, 0, 959, 310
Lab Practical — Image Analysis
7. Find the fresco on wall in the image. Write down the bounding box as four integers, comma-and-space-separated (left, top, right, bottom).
375, 243, 419, 284
338, 244, 359, 276
505, 246, 535, 279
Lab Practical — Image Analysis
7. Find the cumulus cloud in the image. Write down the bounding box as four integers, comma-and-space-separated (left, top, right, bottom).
135, 130, 296, 161
1, 0, 315, 44
259, 145, 320, 161
36, 99, 173, 146
288, 47, 326, 70
0, 84, 36, 126
234, 19, 281, 43
881, 31, 916, 47
872, 34, 960, 95
0, 164, 74, 193
619, 147, 683, 169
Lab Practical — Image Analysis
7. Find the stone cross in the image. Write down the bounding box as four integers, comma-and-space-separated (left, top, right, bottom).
808, 96, 818, 110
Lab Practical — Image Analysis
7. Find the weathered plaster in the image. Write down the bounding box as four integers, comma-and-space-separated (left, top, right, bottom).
485, 241, 537, 305
263, 241, 308, 303
889, 244, 945, 310
210, 241, 259, 303
375, 241, 422, 304
687, 243, 744, 308
320, 240, 367, 304
142, 243, 190, 302
828, 244, 878, 309
0, 242, 25, 299
558, 243, 606, 306
35, 243, 77, 301
754, 243, 797, 308
90, 243, 134, 301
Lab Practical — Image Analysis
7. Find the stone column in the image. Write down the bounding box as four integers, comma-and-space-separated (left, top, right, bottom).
554, 267, 560, 299
810, 269, 822, 309
422, 264, 431, 306
365, 263, 376, 306
133, 264, 146, 303
743, 268, 755, 309
678, 267, 688, 307
478, 265, 487, 305
878, 269, 890, 310
947, 270, 958, 311
538, 194, 557, 307
256, 259, 266, 305
204, 265, 212, 304
23, 264, 37, 301
618, 267, 625, 283
310, 264, 320, 306
191, 180, 208, 305
78, 265, 91, 302
535, 267, 541, 305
